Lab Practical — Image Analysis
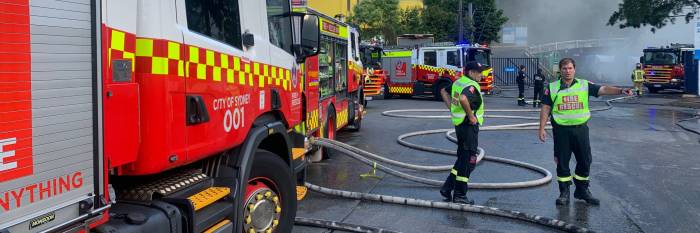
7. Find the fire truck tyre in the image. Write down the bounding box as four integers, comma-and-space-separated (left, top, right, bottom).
434, 81, 449, 101
245, 149, 296, 233
348, 101, 361, 132
383, 84, 393, 99
322, 114, 336, 159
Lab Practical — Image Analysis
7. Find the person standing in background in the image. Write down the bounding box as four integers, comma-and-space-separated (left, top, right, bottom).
533, 68, 546, 108
517, 65, 527, 106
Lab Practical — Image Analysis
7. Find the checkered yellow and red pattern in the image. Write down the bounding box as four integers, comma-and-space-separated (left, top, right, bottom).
388, 85, 413, 95
106, 28, 292, 90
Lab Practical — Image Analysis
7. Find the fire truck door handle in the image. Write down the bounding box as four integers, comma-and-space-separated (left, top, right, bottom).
106, 91, 113, 97
186, 95, 210, 125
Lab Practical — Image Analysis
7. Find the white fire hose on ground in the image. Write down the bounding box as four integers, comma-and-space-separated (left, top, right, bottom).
299, 97, 632, 233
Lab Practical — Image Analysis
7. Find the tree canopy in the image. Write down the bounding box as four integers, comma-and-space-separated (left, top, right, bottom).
351, 0, 508, 44
608, 0, 699, 32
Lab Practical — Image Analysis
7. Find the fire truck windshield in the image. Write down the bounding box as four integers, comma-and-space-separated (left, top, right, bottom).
643, 51, 679, 65
467, 49, 491, 67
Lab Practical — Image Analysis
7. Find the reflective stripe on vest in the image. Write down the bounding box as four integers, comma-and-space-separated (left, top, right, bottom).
450, 76, 484, 126
549, 79, 590, 126
633, 69, 644, 82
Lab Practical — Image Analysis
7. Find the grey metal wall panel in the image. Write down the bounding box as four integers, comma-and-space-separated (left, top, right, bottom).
34, 128, 92, 147
33, 103, 92, 118
31, 53, 91, 63
31, 35, 92, 47
33, 112, 92, 127
31, 16, 91, 29
30, 7, 90, 21
34, 143, 92, 164
29, 44, 91, 54
32, 87, 91, 99
0, 0, 96, 229
33, 79, 92, 90
33, 119, 92, 137
30, 25, 90, 37
32, 62, 92, 72
32, 70, 91, 81
32, 95, 91, 108
30, 0, 90, 12
0, 164, 94, 201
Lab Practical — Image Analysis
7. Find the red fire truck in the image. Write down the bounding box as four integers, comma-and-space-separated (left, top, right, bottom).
641, 44, 694, 93
291, 6, 365, 161
382, 44, 494, 99
1, 1, 321, 232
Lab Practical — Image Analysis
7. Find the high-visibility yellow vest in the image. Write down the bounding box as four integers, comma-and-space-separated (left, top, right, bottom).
549, 79, 590, 126
450, 76, 484, 126
633, 69, 644, 82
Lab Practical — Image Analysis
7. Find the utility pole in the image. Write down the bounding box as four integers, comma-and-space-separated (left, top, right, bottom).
459, 0, 464, 43
459, 1, 474, 44
468, 2, 474, 43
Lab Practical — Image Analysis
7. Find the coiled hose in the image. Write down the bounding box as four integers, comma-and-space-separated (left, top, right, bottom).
301, 97, 631, 232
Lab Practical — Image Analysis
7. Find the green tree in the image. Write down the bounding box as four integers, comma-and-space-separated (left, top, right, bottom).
398, 7, 424, 35
608, 0, 699, 32
471, 0, 508, 44
422, 0, 459, 41
422, 0, 508, 44
349, 0, 400, 43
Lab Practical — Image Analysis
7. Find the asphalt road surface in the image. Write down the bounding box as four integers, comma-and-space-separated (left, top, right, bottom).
293, 90, 700, 233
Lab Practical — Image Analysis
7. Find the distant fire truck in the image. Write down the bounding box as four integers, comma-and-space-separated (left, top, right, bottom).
641, 44, 694, 93
359, 44, 386, 103
381, 44, 494, 100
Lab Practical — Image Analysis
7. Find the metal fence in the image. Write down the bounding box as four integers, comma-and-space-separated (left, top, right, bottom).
492, 57, 541, 86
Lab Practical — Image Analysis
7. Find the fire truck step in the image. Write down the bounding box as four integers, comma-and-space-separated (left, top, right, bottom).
203, 219, 232, 233
116, 169, 210, 201
188, 187, 231, 211
194, 202, 234, 233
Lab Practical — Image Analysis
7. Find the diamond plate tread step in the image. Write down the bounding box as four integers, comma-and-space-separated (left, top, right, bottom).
116, 170, 209, 201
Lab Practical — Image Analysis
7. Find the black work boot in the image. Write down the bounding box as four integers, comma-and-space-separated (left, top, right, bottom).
556, 182, 570, 205
452, 195, 474, 205
440, 176, 455, 202
574, 180, 600, 206
439, 189, 452, 202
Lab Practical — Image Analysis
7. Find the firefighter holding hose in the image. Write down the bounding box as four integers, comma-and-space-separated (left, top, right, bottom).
539, 58, 633, 206
439, 61, 487, 204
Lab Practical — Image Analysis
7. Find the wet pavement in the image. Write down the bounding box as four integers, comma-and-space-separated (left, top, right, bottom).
293, 90, 700, 233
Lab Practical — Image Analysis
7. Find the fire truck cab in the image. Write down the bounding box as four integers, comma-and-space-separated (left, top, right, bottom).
1, 1, 320, 233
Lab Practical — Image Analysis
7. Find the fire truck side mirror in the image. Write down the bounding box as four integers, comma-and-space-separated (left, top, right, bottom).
295, 14, 320, 62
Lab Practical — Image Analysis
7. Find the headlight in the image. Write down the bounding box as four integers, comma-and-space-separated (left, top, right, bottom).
671, 79, 679, 82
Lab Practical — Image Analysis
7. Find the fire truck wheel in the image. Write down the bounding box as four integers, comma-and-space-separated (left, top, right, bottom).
348, 100, 361, 132
434, 81, 449, 100
244, 149, 296, 233
322, 114, 336, 159
383, 84, 393, 99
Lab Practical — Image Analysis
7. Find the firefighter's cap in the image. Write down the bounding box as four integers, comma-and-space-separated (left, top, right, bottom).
465, 61, 488, 72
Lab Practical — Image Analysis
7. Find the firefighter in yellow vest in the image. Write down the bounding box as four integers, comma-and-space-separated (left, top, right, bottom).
538, 58, 632, 206
439, 61, 487, 204
632, 63, 645, 96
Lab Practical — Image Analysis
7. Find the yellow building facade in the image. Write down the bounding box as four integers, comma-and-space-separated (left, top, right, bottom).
304, 0, 423, 19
